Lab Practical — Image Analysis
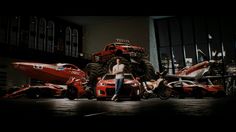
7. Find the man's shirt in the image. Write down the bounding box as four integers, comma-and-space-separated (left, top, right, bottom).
112, 64, 125, 79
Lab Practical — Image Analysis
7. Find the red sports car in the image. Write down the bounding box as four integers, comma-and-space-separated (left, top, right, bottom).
167, 80, 225, 98
96, 73, 141, 101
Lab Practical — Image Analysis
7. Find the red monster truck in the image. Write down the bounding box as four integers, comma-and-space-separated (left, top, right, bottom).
91, 39, 146, 63
86, 39, 157, 89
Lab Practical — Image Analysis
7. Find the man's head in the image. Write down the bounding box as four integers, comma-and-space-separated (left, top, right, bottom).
116, 58, 121, 64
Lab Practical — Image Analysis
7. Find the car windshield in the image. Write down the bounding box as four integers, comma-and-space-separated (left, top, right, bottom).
63, 64, 78, 69
103, 75, 115, 80
103, 74, 134, 80
115, 43, 130, 46
124, 75, 134, 80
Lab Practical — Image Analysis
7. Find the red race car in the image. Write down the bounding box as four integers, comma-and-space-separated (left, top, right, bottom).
167, 79, 225, 98
96, 73, 141, 101
12, 62, 86, 84
3, 83, 67, 99
11, 62, 90, 100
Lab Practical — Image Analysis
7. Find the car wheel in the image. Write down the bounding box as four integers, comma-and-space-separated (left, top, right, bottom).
172, 84, 186, 99
159, 87, 172, 100
141, 91, 151, 99
66, 86, 78, 100
192, 87, 203, 99
138, 59, 157, 81
86, 89, 94, 100
26, 88, 40, 99
214, 90, 226, 98
86, 63, 106, 89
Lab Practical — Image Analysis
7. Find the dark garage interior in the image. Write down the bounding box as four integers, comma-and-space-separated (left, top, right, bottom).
0, 16, 236, 130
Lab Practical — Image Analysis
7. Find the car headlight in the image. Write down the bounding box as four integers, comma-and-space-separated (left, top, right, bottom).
97, 90, 105, 95
98, 83, 106, 86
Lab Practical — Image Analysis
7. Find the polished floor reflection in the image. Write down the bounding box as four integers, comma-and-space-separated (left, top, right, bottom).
0, 97, 235, 130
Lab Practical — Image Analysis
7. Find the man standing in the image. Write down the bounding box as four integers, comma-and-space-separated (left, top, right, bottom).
111, 58, 125, 101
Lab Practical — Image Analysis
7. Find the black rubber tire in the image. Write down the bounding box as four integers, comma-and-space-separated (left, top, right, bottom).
86, 63, 106, 88
192, 87, 203, 99
174, 87, 186, 99
172, 83, 186, 99
141, 91, 151, 99
137, 59, 157, 81
159, 86, 172, 100
86, 89, 94, 100
66, 86, 78, 100
26, 88, 40, 99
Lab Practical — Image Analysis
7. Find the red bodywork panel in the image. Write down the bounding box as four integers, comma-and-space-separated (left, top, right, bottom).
12, 62, 86, 84
176, 61, 209, 77
168, 80, 224, 97
176, 61, 209, 75
10, 62, 88, 98
204, 85, 224, 93
66, 77, 87, 96
3, 83, 66, 98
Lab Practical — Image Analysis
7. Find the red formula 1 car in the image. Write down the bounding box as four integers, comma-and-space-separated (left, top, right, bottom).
167, 79, 225, 98
12, 62, 86, 84
11, 62, 90, 100
96, 73, 141, 101
3, 83, 67, 99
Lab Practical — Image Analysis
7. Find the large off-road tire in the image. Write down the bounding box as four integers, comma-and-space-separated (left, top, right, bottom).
135, 59, 157, 81
106, 56, 132, 73
66, 86, 78, 100
86, 63, 106, 88
85, 88, 95, 100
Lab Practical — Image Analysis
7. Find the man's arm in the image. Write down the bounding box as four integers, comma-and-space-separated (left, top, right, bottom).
113, 69, 122, 74
113, 64, 124, 74
112, 65, 116, 75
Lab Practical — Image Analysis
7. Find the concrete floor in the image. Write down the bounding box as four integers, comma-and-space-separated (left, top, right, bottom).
0, 97, 235, 130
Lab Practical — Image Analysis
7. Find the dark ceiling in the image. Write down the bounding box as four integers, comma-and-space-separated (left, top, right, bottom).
57, 16, 170, 26
57, 16, 144, 26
